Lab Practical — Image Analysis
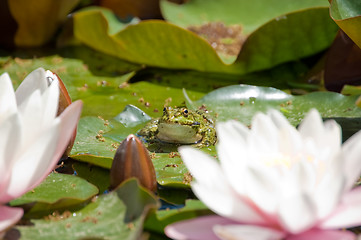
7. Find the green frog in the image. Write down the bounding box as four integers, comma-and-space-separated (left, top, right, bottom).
138, 107, 216, 147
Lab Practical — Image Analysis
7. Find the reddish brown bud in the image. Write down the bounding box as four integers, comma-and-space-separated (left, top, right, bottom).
110, 134, 157, 192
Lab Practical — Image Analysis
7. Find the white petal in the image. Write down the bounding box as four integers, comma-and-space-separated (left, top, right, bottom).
0, 206, 23, 232
17, 90, 44, 147
268, 109, 292, 130
250, 112, 279, 153
313, 162, 345, 219
213, 224, 285, 240
40, 77, 59, 127
278, 193, 317, 234
179, 147, 266, 224
216, 120, 249, 195
320, 187, 361, 229
242, 164, 281, 214
45, 70, 58, 85
3, 120, 60, 200
298, 109, 324, 143
298, 109, 341, 153
340, 130, 361, 191
322, 119, 342, 151
15, 68, 48, 106
0, 113, 21, 189
0, 72, 17, 121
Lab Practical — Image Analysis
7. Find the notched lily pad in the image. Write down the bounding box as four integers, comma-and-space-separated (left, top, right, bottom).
9, 173, 98, 217
13, 179, 158, 240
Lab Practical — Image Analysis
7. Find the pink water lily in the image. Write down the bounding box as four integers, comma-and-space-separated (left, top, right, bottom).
0, 68, 82, 233
166, 109, 361, 240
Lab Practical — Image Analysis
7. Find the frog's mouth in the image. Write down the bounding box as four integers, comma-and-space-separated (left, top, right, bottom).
157, 123, 202, 144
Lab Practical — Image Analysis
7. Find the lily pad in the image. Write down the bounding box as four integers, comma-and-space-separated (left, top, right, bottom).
330, 0, 361, 49
186, 84, 361, 126
0, 48, 205, 120
160, 0, 330, 34
72, 162, 111, 194
144, 199, 211, 234
71, 85, 361, 188
13, 179, 158, 240
9, 173, 98, 218
73, 6, 337, 74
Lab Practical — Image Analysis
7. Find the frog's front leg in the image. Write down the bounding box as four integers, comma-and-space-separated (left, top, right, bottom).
196, 127, 217, 147
137, 119, 159, 143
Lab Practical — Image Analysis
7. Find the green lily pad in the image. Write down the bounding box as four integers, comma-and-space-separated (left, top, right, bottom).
70, 110, 217, 188
73, 7, 231, 72
72, 162, 111, 194
70, 116, 120, 168
186, 84, 361, 126
71, 85, 361, 187
161, 0, 329, 34
330, 0, 361, 49
73, 6, 337, 74
9, 173, 98, 217
144, 199, 211, 234
14, 178, 158, 240
0, 48, 206, 120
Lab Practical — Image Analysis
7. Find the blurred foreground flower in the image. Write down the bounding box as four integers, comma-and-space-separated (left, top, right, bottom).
0, 68, 82, 233
110, 134, 157, 192
166, 109, 361, 240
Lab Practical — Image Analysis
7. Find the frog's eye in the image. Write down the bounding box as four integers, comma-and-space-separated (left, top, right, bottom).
182, 109, 189, 116
163, 107, 167, 112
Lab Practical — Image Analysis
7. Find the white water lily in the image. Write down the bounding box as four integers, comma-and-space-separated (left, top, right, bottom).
166, 109, 361, 240
0, 68, 82, 232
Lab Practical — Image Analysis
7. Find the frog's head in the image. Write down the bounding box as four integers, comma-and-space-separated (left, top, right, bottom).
157, 107, 202, 144
160, 107, 200, 125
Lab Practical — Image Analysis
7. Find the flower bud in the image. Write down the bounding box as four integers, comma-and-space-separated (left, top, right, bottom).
110, 134, 157, 192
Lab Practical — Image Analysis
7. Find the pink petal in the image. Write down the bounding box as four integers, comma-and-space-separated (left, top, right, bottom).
0, 206, 23, 232
165, 215, 236, 240
287, 229, 356, 240
2, 101, 82, 201
320, 187, 361, 229
213, 224, 286, 240
32, 100, 83, 188
2, 120, 61, 201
